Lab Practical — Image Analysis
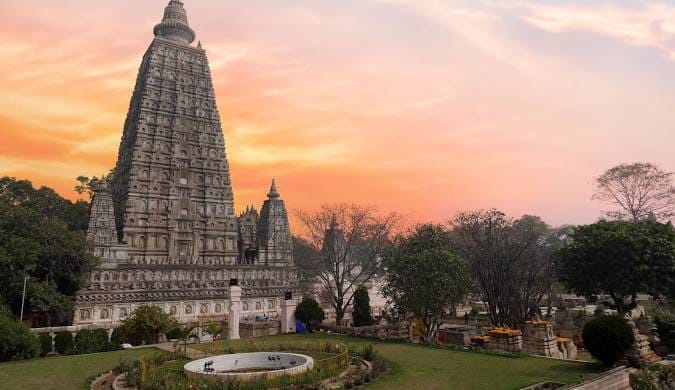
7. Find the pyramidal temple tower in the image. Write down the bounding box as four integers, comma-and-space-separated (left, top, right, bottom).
75, 1, 298, 325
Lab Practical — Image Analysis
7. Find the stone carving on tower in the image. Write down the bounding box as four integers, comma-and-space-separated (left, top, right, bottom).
74, 0, 299, 326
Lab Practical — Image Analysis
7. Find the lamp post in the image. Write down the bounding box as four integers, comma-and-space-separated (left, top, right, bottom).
19, 276, 28, 323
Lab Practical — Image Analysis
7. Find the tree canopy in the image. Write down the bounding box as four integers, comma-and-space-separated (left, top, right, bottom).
451, 210, 557, 328
557, 220, 675, 312
382, 224, 475, 342
0, 177, 96, 324
115, 305, 178, 345
294, 204, 399, 325
593, 162, 674, 222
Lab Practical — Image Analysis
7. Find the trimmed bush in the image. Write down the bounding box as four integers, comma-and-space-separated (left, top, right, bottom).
110, 327, 126, 350
39, 333, 53, 357
54, 331, 75, 355
295, 297, 325, 331
75, 329, 109, 354
582, 315, 633, 367
75, 330, 94, 354
0, 317, 40, 361
91, 329, 110, 352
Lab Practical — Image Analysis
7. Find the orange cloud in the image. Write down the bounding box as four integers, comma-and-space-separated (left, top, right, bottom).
0, 0, 673, 227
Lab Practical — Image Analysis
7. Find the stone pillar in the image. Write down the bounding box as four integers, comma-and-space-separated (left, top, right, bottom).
281, 296, 297, 334
228, 284, 241, 340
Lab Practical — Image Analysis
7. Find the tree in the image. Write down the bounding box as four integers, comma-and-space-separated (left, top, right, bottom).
74, 169, 115, 199
593, 162, 674, 222
557, 220, 675, 313
294, 204, 399, 325
295, 297, 325, 331
353, 285, 374, 327
0, 177, 96, 324
167, 324, 198, 356
203, 321, 223, 342
0, 317, 40, 361
116, 305, 177, 345
382, 224, 475, 343
450, 210, 557, 328
582, 315, 633, 367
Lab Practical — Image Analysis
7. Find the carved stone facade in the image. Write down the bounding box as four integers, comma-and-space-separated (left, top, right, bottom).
74, 0, 298, 326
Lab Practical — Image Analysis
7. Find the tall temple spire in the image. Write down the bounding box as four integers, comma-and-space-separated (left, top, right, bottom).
267, 178, 280, 199
153, 0, 196, 45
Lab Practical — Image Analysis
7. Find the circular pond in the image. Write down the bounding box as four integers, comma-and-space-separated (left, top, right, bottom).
184, 352, 314, 382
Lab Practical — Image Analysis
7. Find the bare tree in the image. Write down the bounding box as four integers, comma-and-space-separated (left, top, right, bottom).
294, 204, 399, 325
593, 162, 674, 222
450, 210, 555, 328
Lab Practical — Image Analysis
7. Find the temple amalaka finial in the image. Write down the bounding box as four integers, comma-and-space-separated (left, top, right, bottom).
153, 0, 196, 45
267, 179, 280, 199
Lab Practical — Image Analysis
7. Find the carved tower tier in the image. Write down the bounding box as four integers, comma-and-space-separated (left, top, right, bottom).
74, 0, 298, 326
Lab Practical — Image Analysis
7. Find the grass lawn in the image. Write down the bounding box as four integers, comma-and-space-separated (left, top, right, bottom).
192, 333, 604, 390
0, 348, 157, 390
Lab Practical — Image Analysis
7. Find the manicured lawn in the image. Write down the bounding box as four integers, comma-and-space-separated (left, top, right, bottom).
193, 333, 604, 390
0, 348, 157, 390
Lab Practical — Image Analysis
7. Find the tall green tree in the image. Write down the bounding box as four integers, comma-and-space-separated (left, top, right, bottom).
557, 220, 675, 313
0, 177, 97, 324
382, 224, 475, 343
353, 285, 374, 327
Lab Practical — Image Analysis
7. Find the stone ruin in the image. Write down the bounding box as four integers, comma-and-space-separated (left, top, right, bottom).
625, 307, 661, 367
485, 328, 523, 353
467, 322, 578, 359
522, 321, 577, 360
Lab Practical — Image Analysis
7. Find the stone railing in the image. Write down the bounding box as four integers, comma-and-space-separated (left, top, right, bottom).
564, 366, 631, 390
319, 323, 409, 341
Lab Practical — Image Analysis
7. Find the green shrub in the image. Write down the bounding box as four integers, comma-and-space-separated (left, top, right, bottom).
166, 326, 182, 340
0, 317, 40, 361
653, 311, 675, 352
582, 315, 633, 367
361, 344, 377, 361
294, 297, 325, 331
110, 327, 125, 350
39, 333, 52, 356
92, 329, 110, 351
54, 331, 75, 355
115, 305, 177, 345
630, 364, 675, 390
75, 329, 95, 354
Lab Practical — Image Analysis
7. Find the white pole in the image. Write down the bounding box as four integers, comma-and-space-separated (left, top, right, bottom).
19, 276, 28, 323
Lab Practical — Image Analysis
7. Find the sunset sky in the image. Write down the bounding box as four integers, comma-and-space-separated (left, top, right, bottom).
1, 0, 674, 226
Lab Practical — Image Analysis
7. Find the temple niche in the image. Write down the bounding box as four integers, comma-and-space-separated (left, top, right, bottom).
74, 0, 298, 326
